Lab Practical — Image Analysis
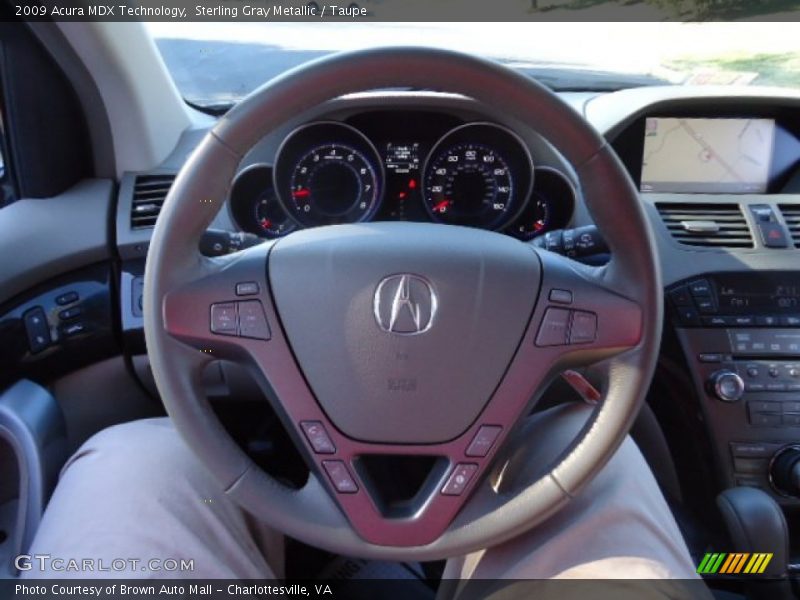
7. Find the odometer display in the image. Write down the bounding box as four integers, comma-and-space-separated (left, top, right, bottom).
422, 123, 533, 230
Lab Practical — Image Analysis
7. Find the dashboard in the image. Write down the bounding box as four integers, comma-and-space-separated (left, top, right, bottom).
227, 110, 576, 241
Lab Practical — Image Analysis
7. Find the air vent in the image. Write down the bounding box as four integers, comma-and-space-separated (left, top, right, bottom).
130, 174, 175, 229
779, 204, 800, 248
655, 203, 753, 248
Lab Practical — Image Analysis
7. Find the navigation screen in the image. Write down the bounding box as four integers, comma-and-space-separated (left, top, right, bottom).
640, 117, 775, 193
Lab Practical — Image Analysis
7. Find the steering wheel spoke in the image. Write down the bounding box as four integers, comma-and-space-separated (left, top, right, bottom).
530, 251, 644, 369
162, 244, 274, 361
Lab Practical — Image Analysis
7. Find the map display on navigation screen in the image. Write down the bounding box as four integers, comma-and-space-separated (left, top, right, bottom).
640, 117, 776, 193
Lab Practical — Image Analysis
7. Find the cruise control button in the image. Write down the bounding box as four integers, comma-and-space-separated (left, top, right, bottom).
237, 301, 271, 340
442, 463, 478, 496
322, 460, 358, 494
569, 311, 597, 344
536, 308, 570, 346
465, 425, 502, 458
300, 421, 336, 454
210, 303, 237, 335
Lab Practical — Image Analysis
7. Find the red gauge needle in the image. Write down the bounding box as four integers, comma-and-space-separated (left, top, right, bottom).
292, 189, 310, 199
433, 200, 451, 213
261, 218, 272, 229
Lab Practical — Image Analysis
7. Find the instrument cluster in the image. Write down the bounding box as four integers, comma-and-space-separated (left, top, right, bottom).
230, 112, 575, 241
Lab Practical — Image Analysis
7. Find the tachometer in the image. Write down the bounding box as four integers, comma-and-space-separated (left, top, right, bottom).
275, 122, 384, 228
289, 143, 379, 225
422, 123, 533, 230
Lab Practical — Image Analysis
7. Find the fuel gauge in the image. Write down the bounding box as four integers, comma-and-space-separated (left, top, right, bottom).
255, 188, 296, 237
507, 167, 575, 241
230, 164, 296, 238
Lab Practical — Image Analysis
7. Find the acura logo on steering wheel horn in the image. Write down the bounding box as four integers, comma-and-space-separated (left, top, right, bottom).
373, 274, 437, 335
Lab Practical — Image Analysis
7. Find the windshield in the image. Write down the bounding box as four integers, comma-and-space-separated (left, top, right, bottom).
147, 22, 800, 110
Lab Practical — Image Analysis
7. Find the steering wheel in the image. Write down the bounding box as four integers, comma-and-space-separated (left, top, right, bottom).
144, 47, 662, 561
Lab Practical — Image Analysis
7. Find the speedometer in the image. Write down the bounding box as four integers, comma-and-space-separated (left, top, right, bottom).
424, 143, 514, 229
423, 123, 533, 230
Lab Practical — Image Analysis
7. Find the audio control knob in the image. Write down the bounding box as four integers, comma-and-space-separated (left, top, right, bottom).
708, 370, 745, 402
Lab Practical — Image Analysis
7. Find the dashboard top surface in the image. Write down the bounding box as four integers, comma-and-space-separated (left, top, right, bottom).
116, 86, 800, 286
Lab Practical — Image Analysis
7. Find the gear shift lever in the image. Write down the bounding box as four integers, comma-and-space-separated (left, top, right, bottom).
717, 487, 791, 600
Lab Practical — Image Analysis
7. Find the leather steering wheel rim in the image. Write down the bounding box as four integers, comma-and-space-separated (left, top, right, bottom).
143, 47, 662, 561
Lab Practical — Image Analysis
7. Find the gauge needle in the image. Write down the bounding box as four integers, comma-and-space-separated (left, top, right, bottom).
292, 189, 310, 199
433, 200, 452, 213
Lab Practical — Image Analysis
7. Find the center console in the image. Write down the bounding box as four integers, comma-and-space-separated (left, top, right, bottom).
670, 271, 800, 503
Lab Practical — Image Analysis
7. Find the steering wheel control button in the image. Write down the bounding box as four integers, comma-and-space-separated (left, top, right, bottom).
548, 289, 573, 305
322, 460, 358, 494
300, 421, 336, 454
536, 308, 570, 346
235, 281, 260, 296
237, 301, 271, 340
465, 425, 502, 457
58, 306, 82, 320
569, 311, 597, 344
55, 291, 79, 306
442, 463, 478, 496
210, 303, 238, 335
23, 307, 51, 354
